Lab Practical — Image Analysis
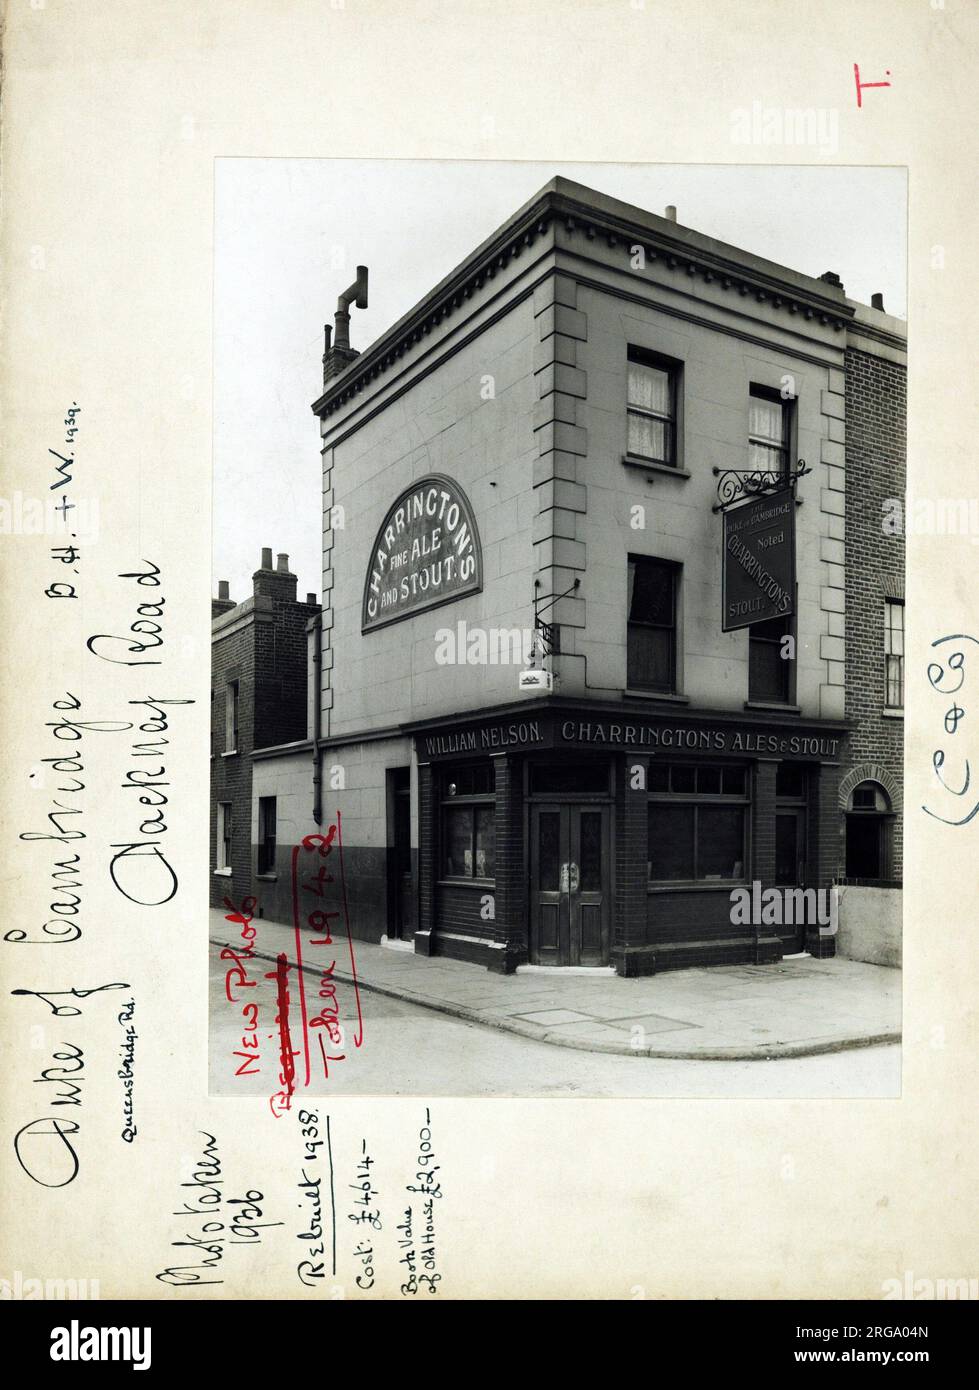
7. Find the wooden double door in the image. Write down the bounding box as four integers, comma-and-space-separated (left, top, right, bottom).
529, 804, 611, 967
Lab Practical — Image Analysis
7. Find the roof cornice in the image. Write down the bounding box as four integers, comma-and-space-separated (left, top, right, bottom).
312, 181, 863, 421
312, 192, 555, 420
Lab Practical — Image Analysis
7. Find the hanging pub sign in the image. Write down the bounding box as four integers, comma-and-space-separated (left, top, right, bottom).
362, 473, 482, 632
722, 490, 796, 631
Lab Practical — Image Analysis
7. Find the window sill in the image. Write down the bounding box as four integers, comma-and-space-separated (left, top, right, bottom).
881, 708, 904, 720
648, 881, 747, 893
221, 749, 239, 759
213, 867, 233, 877
621, 454, 690, 479
624, 689, 689, 704
744, 701, 801, 714
256, 872, 278, 882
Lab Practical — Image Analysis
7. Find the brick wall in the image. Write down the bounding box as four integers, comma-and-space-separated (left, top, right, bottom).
844, 346, 906, 879
210, 563, 320, 909
210, 614, 253, 910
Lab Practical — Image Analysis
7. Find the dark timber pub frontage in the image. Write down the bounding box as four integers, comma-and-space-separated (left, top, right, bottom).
226, 179, 906, 977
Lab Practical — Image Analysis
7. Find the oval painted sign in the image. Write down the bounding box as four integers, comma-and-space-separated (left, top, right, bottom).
362, 474, 482, 632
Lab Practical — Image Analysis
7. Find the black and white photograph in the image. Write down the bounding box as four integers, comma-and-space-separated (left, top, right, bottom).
208, 160, 906, 1100
5, 0, 977, 1333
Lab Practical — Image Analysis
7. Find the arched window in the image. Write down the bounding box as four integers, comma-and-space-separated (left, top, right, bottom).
845, 780, 893, 879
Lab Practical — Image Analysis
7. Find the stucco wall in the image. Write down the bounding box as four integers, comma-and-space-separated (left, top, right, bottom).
251, 737, 414, 941
834, 884, 902, 967
324, 300, 540, 737
566, 279, 841, 715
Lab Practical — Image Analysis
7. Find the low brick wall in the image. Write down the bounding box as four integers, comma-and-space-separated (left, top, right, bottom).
834, 884, 902, 967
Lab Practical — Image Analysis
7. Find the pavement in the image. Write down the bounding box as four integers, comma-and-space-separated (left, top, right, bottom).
209, 909, 901, 1061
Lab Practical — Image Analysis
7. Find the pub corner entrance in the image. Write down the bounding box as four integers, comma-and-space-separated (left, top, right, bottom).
529, 802, 611, 967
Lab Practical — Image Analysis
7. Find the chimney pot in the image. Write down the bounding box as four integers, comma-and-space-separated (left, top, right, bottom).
218, 580, 230, 601
261, 547, 273, 570
276, 553, 289, 573
665, 204, 677, 222
871, 292, 885, 311
307, 592, 317, 605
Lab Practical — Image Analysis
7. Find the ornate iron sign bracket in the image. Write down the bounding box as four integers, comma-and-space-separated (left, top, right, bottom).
532, 576, 580, 658
712, 459, 811, 513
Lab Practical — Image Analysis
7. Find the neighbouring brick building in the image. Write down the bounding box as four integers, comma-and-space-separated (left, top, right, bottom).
228, 178, 905, 974
840, 334, 906, 883
210, 549, 320, 910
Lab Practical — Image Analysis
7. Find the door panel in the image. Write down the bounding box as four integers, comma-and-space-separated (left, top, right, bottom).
774, 809, 807, 953
530, 807, 568, 965
530, 804, 610, 966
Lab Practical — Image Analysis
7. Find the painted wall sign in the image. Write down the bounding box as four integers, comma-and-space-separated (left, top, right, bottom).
559, 720, 840, 758
417, 712, 843, 760
362, 474, 482, 632
722, 491, 796, 631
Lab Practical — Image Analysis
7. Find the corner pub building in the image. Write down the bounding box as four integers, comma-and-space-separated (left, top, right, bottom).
245, 177, 907, 976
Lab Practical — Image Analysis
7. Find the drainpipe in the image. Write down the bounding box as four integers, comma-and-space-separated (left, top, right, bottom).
311, 615, 323, 826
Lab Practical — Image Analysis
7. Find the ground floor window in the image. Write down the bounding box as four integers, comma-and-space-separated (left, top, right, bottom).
647, 763, 748, 883
440, 763, 495, 881
257, 796, 277, 874
217, 802, 232, 871
845, 780, 893, 879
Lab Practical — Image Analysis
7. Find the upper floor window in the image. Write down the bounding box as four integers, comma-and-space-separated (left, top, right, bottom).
884, 599, 904, 709
225, 680, 239, 752
627, 348, 679, 467
749, 615, 793, 704
748, 385, 791, 474
627, 556, 678, 694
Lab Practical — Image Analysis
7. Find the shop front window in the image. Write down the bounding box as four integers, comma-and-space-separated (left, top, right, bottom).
441, 763, 495, 881
647, 763, 748, 883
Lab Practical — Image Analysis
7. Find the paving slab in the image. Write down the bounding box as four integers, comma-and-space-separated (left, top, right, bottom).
210, 910, 902, 1061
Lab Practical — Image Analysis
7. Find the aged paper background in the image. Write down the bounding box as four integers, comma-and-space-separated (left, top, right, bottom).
1, 0, 976, 1299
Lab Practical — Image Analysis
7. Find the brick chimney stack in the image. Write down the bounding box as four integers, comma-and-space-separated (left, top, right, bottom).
322, 265, 368, 385
253, 546, 298, 603
322, 322, 360, 385
212, 579, 236, 620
